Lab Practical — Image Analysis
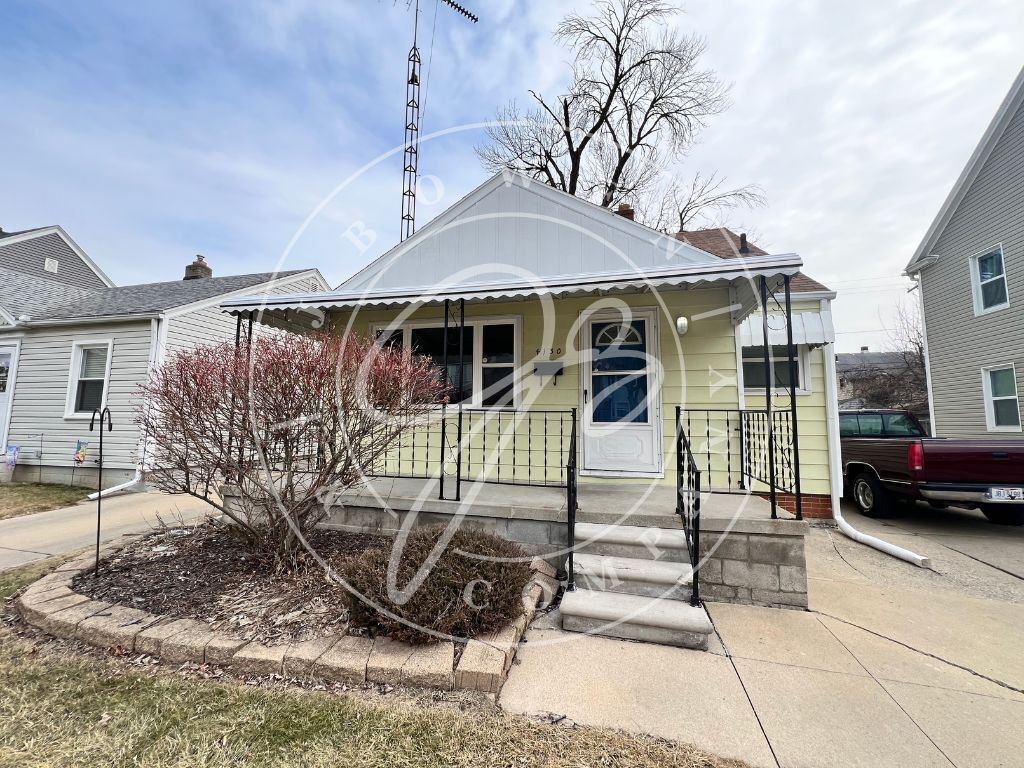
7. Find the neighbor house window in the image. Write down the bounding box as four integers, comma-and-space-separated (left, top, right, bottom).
66, 341, 111, 417
982, 365, 1021, 431
970, 246, 1009, 314
375, 318, 519, 408
742, 345, 808, 393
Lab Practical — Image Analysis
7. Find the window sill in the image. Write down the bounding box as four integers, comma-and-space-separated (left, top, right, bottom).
986, 425, 1023, 433
64, 413, 102, 421
973, 302, 1010, 317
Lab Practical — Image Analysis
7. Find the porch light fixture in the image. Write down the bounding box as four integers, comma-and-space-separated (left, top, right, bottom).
675, 316, 689, 335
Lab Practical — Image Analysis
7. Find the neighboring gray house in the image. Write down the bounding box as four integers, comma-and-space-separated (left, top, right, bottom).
0, 227, 328, 488
905, 67, 1024, 439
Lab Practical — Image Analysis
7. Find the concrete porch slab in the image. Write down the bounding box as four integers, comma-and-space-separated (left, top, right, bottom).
340, 476, 778, 527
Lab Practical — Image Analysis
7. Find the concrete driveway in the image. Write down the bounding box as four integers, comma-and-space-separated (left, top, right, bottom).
0, 491, 212, 570
501, 500, 1024, 768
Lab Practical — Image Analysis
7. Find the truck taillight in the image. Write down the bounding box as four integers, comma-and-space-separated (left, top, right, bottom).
908, 442, 924, 472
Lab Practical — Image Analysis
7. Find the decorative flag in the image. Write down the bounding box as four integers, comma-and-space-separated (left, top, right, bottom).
5, 445, 18, 469
74, 441, 88, 465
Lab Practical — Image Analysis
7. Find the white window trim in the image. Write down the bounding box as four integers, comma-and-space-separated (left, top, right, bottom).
969, 244, 1010, 316
741, 344, 812, 396
370, 315, 522, 409
64, 339, 113, 420
981, 363, 1022, 432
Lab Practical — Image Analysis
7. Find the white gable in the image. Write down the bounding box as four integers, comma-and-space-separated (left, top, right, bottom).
342, 172, 721, 292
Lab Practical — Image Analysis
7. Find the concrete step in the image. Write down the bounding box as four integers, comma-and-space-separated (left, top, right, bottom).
574, 521, 692, 562
560, 589, 712, 650
572, 553, 693, 600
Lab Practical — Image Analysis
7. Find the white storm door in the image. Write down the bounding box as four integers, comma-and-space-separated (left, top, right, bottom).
581, 311, 661, 474
0, 346, 15, 450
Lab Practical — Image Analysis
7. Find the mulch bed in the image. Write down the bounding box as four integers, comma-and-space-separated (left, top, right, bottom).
73, 525, 388, 646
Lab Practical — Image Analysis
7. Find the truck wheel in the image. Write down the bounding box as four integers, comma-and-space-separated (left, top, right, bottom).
852, 472, 893, 518
981, 505, 1024, 526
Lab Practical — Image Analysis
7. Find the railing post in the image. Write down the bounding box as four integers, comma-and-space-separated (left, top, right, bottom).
455, 298, 465, 502
783, 275, 803, 520
759, 275, 778, 519
566, 407, 577, 591
440, 299, 449, 501
692, 456, 701, 607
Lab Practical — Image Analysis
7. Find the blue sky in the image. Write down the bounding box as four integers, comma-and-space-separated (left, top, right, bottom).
1, 0, 1022, 351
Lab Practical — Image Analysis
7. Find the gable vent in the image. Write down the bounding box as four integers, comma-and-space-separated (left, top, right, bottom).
44, 257, 59, 274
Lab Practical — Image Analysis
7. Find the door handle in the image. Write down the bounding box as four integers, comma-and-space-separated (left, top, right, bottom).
583, 389, 588, 403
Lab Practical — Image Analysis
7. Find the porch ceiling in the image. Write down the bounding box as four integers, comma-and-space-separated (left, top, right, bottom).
221, 254, 803, 329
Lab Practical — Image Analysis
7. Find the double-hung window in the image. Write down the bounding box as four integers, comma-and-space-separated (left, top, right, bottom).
970, 246, 1010, 314
376, 318, 518, 408
982, 365, 1021, 431
742, 345, 807, 393
66, 341, 111, 418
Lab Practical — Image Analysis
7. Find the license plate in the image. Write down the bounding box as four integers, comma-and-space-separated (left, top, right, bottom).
991, 487, 1024, 501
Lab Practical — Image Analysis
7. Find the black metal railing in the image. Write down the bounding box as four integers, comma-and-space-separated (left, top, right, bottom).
373, 408, 577, 492
675, 407, 701, 607
680, 407, 799, 518
565, 409, 578, 591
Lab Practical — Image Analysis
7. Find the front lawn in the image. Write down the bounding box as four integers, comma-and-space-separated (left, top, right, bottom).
0, 559, 746, 768
0, 482, 92, 521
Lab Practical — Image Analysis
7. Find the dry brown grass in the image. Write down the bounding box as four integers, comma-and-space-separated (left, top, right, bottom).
0, 558, 749, 768
0, 483, 91, 521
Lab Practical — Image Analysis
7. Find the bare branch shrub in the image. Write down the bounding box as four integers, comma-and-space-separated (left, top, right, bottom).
137, 332, 446, 571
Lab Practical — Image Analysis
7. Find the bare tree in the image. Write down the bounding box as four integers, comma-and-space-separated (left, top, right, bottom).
478, 0, 734, 213
137, 333, 446, 571
644, 171, 767, 231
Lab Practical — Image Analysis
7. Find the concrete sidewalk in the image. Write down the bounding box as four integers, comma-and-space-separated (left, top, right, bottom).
500, 509, 1024, 767
0, 491, 211, 570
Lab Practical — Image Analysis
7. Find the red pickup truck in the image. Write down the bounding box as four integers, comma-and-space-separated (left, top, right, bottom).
840, 409, 1024, 525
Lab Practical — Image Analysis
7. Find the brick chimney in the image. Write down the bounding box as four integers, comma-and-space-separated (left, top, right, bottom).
184, 254, 212, 280
739, 233, 749, 254
615, 203, 635, 221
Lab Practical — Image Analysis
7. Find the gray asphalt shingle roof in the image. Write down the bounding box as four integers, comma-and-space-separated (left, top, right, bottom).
0, 267, 97, 318
25, 271, 310, 322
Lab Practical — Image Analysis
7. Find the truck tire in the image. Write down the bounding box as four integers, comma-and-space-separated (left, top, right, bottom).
981, 505, 1024, 526
852, 472, 893, 518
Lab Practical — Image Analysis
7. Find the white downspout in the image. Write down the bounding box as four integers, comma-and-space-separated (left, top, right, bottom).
88, 316, 164, 500
821, 302, 930, 568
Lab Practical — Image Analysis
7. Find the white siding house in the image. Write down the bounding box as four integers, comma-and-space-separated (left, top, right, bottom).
0, 237, 327, 489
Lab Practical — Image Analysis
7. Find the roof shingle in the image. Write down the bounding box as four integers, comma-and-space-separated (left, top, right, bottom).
25, 271, 310, 322
677, 227, 832, 294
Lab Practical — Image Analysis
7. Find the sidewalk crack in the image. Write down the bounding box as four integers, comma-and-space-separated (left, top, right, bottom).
813, 610, 1024, 696
816, 615, 959, 768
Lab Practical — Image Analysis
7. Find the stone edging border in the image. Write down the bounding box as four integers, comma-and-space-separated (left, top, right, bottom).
13, 534, 562, 695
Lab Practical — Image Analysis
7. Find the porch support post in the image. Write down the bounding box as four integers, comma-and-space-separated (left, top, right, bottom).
783, 275, 803, 520
440, 299, 449, 501
455, 298, 465, 502
759, 276, 778, 519
246, 312, 254, 347
234, 314, 242, 349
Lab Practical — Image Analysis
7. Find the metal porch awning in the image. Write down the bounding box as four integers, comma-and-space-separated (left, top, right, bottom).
738, 310, 835, 347
220, 254, 804, 329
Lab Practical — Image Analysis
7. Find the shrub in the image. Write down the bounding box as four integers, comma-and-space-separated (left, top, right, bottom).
340, 526, 533, 644
137, 332, 446, 572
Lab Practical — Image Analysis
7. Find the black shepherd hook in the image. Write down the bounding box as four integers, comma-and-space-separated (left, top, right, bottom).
90, 407, 113, 578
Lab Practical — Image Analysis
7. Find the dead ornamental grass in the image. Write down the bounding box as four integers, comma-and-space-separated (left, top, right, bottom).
0, 559, 749, 768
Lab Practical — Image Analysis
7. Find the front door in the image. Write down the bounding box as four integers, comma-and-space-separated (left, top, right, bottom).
581, 310, 662, 475
0, 345, 15, 450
